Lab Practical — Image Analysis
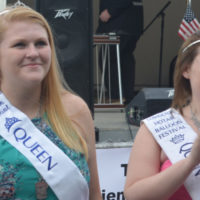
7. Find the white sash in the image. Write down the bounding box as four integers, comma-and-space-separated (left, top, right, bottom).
0, 92, 89, 200
143, 108, 200, 199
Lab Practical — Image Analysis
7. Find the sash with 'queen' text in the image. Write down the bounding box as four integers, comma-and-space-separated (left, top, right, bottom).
0, 92, 89, 200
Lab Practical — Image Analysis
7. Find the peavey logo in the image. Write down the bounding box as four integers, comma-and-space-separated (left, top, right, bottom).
168, 89, 174, 98
54, 9, 74, 20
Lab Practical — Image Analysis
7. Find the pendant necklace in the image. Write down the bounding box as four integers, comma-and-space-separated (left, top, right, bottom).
35, 177, 48, 200
190, 104, 200, 130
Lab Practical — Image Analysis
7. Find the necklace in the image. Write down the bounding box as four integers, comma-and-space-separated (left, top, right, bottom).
190, 105, 200, 130
35, 178, 48, 199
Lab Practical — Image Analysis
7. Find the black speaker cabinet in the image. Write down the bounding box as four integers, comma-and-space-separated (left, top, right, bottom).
35, 0, 94, 113
126, 88, 174, 126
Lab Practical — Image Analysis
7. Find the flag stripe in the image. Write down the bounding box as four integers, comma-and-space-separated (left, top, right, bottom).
179, 25, 192, 39
178, 4, 200, 40
178, 26, 191, 39
194, 19, 200, 27
193, 19, 200, 29
180, 23, 193, 36
178, 31, 188, 40
182, 20, 195, 34
190, 21, 199, 32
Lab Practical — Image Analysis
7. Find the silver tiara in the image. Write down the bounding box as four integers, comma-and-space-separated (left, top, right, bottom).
11, 0, 29, 8
0, 10, 10, 16
0, 0, 30, 16
182, 39, 200, 53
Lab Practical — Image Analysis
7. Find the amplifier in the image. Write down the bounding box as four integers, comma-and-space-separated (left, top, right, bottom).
125, 88, 174, 126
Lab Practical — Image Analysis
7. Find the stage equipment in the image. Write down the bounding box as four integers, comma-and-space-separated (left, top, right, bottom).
141, 1, 171, 87
169, 55, 177, 87
93, 33, 123, 107
35, 0, 94, 113
125, 88, 174, 126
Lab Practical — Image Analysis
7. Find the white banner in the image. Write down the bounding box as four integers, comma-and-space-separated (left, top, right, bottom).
96, 147, 131, 200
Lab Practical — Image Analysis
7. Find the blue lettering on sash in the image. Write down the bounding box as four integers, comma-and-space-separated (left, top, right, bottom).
148, 111, 170, 121
14, 128, 27, 141
31, 144, 58, 170
179, 142, 193, 158
42, 156, 58, 171
0, 104, 9, 116
158, 125, 186, 140
180, 144, 200, 177
194, 165, 200, 176
23, 136, 37, 148
155, 120, 183, 134
153, 116, 174, 126
12, 126, 58, 171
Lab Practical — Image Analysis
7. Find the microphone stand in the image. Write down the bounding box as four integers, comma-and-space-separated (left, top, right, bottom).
141, 1, 171, 87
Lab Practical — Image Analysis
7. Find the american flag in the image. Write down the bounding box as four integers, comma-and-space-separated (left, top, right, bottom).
178, 4, 200, 40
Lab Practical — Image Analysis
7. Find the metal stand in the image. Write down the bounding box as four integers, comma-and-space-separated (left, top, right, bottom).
141, 1, 171, 87
93, 34, 123, 107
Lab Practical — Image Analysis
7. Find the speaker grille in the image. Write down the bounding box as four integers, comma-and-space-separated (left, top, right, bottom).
36, 0, 94, 113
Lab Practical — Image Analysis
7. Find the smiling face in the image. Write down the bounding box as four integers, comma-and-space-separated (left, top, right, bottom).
0, 20, 52, 90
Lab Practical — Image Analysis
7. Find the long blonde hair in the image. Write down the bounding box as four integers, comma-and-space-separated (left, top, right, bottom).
0, 6, 88, 158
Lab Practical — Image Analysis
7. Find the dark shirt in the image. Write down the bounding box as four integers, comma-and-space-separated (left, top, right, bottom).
99, 0, 134, 18
97, 0, 143, 38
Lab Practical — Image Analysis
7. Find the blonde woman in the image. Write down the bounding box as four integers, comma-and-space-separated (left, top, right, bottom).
0, 6, 102, 200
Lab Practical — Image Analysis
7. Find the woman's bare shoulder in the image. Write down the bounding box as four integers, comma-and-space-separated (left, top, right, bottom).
61, 91, 94, 141
61, 92, 90, 117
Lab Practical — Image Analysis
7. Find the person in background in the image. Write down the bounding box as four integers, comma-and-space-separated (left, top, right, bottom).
124, 31, 200, 200
96, 0, 143, 105
0, 5, 102, 200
